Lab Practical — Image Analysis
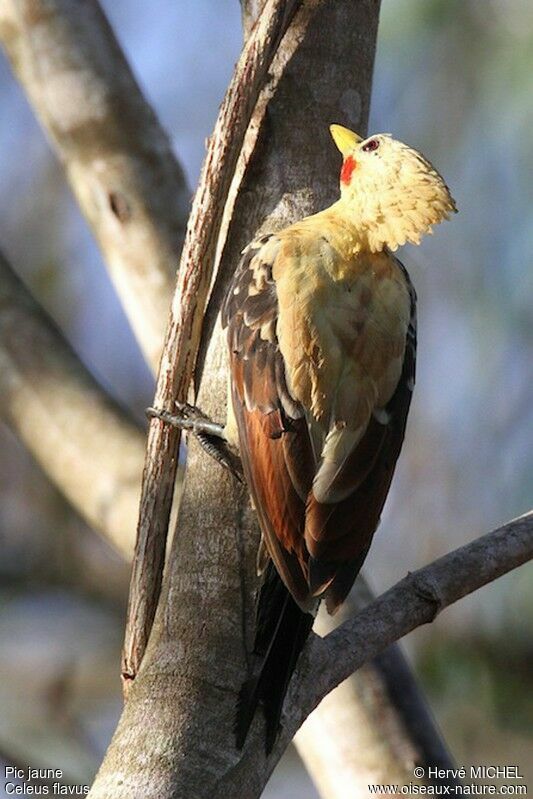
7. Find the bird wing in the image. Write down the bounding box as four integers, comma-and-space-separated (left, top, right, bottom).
306, 260, 417, 609
222, 235, 316, 608
222, 233, 416, 612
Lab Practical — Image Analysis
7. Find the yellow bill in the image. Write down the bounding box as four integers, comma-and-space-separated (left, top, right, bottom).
330, 124, 363, 156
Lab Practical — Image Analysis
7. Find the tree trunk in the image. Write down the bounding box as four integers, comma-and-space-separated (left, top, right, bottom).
89, 2, 382, 797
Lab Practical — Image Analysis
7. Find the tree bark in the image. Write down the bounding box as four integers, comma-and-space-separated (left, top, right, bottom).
89, 2, 384, 797
294, 588, 456, 796
240, 0, 268, 39
0, 0, 190, 370
0, 249, 144, 558
122, 0, 311, 689
286, 511, 533, 736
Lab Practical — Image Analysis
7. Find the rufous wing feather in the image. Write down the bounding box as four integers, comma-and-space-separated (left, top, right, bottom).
223, 238, 316, 607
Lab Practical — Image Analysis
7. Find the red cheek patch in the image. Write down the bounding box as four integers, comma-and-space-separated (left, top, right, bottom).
340, 155, 356, 185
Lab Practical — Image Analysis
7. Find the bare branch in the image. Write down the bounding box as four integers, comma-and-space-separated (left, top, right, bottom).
371, 642, 456, 773
240, 0, 268, 39
293, 585, 458, 796
0, 248, 144, 558
0, 0, 190, 370
122, 0, 313, 687
205, 512, 532, 795
286, 511, 533, 736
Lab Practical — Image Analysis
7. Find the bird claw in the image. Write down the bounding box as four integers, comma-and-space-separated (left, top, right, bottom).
146, 403, 243, 483
146, 402, 226, 439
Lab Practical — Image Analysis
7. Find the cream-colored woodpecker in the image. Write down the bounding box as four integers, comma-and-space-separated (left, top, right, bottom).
222, 125, 456, 751
150, 124, 456, 752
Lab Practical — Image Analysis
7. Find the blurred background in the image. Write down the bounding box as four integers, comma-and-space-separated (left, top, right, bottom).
0, 0, 531, 796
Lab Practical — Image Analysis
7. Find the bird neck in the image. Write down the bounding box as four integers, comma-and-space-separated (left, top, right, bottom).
319, 199, 375, 256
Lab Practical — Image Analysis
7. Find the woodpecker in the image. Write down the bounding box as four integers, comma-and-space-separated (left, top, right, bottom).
151, 124, 456, 753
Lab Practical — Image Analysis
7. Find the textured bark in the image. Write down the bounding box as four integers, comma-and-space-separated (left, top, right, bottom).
240, 0, 268, 38
0, 249, 143, 558
294, 587, 456, 796
90, 3, 384, 798
122, 0, 310, 689
285, 510, 533, 735
0, 0, 189, 371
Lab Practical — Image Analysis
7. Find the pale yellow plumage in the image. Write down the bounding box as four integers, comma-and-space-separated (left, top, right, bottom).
227, 127, 455, 506
260, 217, 410, 502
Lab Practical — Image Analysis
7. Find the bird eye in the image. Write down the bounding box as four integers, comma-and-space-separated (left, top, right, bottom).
362, 139, 379, 152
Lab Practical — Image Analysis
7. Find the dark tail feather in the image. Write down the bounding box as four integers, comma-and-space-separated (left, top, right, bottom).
235, 562, 314, 753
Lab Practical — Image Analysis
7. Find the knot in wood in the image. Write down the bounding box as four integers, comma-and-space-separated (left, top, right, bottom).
108, 190, 131, 223
410, 572, 444, 622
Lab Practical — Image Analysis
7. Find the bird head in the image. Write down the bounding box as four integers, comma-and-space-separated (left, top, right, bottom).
330, 124, 457, 252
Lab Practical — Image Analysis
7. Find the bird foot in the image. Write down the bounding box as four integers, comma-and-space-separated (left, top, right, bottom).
146, 403, 243, 483
147, 402, 226, 438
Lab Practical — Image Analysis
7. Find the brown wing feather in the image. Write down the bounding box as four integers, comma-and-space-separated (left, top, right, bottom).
223, 240, 417, 613
223, 238, 316, 608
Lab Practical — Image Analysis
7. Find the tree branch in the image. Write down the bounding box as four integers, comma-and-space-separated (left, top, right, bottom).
210, 512, 532, 793
287, 511, 533, 735
293, 584, 458, 796
122, 0, 311, 687
0, 0, 190, 370
0, 248, 144, 558
371, 643, 456, 773
240, 0, 268, 39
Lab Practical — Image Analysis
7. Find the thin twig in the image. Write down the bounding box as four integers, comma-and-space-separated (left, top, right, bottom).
121, 0, 306, 687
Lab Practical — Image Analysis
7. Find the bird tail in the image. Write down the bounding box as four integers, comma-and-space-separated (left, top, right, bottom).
235, 561, 314, 754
